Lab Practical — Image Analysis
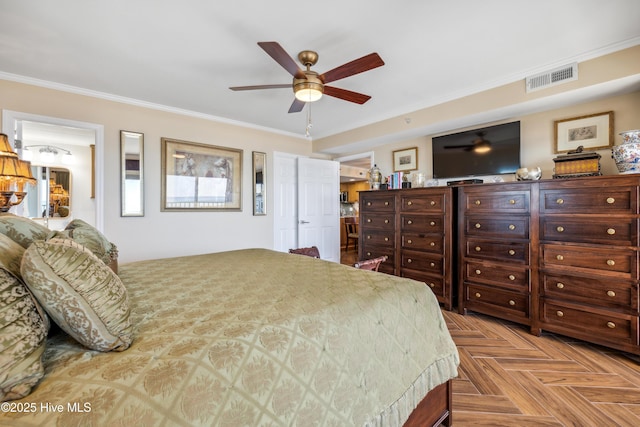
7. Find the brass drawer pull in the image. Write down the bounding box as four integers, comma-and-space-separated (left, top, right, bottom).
509, 199, 516, 204
407, 239, 413, 244
607, 321, 616, 329
508, 224, 516, 230
430, 262, 436, 267
474, 200, 481, 205
407, 220, 413, 225
606, 197, 615, 204
384, 219, 389, 224
429, 282, 435, 288
475, 292, 481, 298
366, 252, 372, 256
384, 201, 389, 206
367, 218, 372, 223
475, 223, 482, 229
430, 242, 436, 246
508, 274, 516, 281
407, 258, 412, 263
475, 269, 481, 275
384, 237, 389, 241
430, 200, 436, 206
607, 290, 616, 297
607, 259, 615, 266
556, 255, 564, 261
367, 235, 372, 239
407, 201, 413, 206
556, 310, 564, 317
508, 300, 516, 306
366, 202, 372, 206
556, 282, 564, 289
556, 226, 564, 232
556, 198, 564, 205
430, 221, 436, 226
508, 249, 516, 256
607, 228, 616, 235
475, 246, 482, 252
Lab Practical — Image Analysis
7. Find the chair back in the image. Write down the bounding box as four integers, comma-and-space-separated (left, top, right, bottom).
289, 246, 321, 258
354, 255, 388, 272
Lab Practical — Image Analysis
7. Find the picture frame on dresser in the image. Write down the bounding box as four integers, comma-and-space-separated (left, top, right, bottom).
554, 111, 614, 153
161, 138, 242, 211
393, 147, 418, 172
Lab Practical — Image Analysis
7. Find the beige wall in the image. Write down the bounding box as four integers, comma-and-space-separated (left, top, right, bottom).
1, 79, 312, 262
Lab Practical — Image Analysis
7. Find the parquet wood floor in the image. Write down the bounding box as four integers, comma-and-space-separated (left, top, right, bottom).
444, 311, 640, 427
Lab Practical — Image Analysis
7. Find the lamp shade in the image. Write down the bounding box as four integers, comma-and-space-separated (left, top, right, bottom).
0, 133, 18, 158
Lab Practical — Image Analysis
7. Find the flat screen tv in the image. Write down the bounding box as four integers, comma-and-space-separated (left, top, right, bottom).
432, 121, 521, 179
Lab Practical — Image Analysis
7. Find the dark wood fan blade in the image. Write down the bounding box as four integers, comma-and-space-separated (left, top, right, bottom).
320, 53, 384, 84
323, 86, 371, 104
258, 41, 305, 79
230, 84, 291, 91
288, 98, 305, 113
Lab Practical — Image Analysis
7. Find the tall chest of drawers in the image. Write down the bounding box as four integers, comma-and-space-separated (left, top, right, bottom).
359, 187, 455, 309
457, 183, 535, 328
538, 176, 639, 354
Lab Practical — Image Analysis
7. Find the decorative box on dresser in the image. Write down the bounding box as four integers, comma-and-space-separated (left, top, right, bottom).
538, 175, 639, 355
359, 187, 455, 310
457, 182, 536, 329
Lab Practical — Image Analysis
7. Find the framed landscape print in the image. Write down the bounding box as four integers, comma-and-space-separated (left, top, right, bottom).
554, 111, 614, 153
393, 147, 418, 172
161, 138, 242, 211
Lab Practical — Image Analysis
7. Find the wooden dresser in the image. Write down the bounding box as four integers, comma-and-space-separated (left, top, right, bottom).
360, 187, 455, 310
457, 175, 639, 355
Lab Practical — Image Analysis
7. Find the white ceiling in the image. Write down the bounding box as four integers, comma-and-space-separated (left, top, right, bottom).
1, 1, 639, 152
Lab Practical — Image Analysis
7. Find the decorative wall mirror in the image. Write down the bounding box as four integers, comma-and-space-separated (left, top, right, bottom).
253, 151, 266, 215
120, 131, 144, 216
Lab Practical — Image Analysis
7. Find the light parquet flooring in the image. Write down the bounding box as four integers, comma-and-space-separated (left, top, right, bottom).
444, 311, 640, 427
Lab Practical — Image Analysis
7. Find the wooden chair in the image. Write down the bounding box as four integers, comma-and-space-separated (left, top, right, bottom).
354, 255, 388, 272
289, 246, 320, 258
344, 217, 359, 251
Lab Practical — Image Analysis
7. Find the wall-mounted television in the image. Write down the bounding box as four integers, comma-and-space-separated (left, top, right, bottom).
432, 121, 521, 179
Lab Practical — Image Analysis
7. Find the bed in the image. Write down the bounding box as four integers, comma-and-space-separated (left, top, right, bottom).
1, 216, 459, 426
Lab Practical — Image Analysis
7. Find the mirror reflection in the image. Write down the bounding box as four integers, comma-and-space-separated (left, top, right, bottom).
253, 151, 266, 215
121, 131, 144, 216
21, 166, 71, 218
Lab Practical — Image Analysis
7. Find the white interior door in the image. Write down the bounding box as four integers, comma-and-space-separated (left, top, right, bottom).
273, 152, 298, 253
297, 157, 340, 262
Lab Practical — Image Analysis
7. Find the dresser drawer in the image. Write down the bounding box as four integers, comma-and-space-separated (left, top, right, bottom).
401, 214, 444, 233
464, 261, 529, 288
464, 283, 529, 318
463, 189, 530, 213
361, 213, 395, 230
400, 192, 445, 212
401, 250, 442, 274
362, 230, 395, 247
541, 217, 637, 246
401, 270, 445, 299
541, 273, 638, 311
402, 233, 443, 253
465, 238, 529, 263
540, 300, 637, 346
542, 244, 637, 277
360, 193, 396, 212
464, 216, 529, 239
539, 186, 636, 214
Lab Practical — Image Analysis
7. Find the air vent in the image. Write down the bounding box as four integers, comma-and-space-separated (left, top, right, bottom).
526, 63, 578, 93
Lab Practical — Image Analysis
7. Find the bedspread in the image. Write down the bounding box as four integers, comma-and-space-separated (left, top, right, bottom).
2, 248, 459, 426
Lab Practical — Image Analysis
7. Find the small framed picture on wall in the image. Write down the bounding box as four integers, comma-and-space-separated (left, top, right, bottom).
393, 147, 418, 172
554, 111, 614, 153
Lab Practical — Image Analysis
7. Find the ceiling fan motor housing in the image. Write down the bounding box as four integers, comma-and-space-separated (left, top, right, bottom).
293, 71, 324, 101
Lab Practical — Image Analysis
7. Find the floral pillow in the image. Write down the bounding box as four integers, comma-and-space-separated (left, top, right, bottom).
59, 219, 118, 272
21, 238, 132, 352
0, 214, 49, 249
0, 234, 49, 401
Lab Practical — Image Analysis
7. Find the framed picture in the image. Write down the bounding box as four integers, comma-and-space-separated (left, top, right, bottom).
161, 138, 242, 211
554, 111, 614, 153
393, 147, 418, 172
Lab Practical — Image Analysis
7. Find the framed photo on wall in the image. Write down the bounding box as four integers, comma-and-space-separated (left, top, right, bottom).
393, 147, 418, 172
161, 138, 242, 211
554, 111, 614, 153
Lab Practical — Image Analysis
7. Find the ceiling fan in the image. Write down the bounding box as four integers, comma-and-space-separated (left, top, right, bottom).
444, 132, 492, 153
229, 41, 385, 113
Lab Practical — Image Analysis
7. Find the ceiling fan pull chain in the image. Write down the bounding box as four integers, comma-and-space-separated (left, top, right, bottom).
305, 103, 313, 138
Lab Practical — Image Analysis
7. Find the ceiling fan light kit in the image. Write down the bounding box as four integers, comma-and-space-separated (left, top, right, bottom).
294, 71, 323, 102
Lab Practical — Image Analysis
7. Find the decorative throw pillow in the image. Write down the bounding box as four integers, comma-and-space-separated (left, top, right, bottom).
62, 219, 118, 268
0, 214, 49, 249
0, 236, 49, 401
21, 238, 132, 352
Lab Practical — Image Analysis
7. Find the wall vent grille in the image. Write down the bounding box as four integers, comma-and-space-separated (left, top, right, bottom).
526, 63, 578, 93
